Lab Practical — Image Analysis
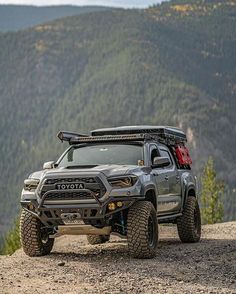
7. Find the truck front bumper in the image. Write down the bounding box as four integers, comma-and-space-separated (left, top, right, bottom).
20, 194, 144, 227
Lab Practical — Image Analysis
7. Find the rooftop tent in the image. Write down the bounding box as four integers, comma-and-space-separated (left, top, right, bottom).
91, 125, 187, 142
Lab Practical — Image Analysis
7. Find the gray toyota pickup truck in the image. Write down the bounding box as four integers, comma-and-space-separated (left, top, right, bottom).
20, 126, 201, 259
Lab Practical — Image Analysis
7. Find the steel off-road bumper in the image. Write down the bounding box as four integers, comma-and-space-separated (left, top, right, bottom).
20, 194, 144, 228
21, 200, 114, 236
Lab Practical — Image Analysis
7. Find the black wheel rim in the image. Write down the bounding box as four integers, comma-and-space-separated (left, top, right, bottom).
41, 228, 49, 244
148, 215, 155, 247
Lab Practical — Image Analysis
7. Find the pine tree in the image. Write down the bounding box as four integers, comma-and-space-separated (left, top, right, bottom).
201, 157, 224, 224
0, 218, 21, 255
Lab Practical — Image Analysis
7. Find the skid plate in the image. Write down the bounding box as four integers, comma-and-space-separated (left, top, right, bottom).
58, 224, 111, 235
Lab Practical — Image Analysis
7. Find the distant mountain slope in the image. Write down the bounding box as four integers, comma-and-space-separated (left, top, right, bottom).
0, 0, 235, 242
0, 5, 110, 31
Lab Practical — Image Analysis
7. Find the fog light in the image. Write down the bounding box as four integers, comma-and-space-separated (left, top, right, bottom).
108, 202, 116, 211
27, 203, 34, 210
117, 201, 123, 208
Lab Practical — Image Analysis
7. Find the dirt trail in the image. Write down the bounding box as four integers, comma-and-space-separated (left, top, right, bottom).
1, 222, 236, 294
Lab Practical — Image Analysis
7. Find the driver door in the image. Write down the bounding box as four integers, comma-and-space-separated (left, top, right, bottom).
150, 144, 170, 214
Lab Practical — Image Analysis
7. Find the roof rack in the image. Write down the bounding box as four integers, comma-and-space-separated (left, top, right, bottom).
57, 126, 187, 146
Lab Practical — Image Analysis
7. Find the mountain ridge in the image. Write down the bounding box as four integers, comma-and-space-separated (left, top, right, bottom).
0, 5, 111, 32
0, 0, 235, 243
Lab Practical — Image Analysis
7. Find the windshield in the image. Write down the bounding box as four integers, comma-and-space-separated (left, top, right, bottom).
58, 144, 144, 167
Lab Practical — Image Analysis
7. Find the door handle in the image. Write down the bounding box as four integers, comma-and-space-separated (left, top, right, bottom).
165, 175, 169, 181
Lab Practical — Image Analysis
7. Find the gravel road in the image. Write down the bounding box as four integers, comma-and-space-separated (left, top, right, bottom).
1, 222, 236, 294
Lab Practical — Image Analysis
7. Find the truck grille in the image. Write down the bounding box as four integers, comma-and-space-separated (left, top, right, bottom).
40, 177, 106, 202
44, 191, 93, 201
44, 177, 96, 184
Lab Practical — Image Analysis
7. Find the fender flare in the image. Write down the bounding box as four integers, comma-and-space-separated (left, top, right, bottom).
182, 183, 196, 209
141, 183, 157, 196
141, 184, 158, 210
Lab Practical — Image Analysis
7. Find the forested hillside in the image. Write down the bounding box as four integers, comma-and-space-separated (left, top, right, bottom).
0, 0, 236, 244
0, 5, 110, 31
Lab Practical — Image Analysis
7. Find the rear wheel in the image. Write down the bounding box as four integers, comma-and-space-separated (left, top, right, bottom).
87, 235, 110, 245
20, 210, 54, 257
177, 196, 201, 243
127, 201, 158, 259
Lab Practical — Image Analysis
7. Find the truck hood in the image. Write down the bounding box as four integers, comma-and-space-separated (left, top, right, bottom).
29, 164, 146, 180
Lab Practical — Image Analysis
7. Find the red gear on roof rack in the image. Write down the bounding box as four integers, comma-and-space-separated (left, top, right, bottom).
175, 145, 192, 166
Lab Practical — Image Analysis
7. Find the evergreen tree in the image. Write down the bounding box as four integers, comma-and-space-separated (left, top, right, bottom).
201, 157, 224, 224
0, 218, 21, 255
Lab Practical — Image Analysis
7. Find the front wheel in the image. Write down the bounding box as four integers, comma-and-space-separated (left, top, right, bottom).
127, 201, 158, 259
20, 210, 54, 257
177, 196, 201, 243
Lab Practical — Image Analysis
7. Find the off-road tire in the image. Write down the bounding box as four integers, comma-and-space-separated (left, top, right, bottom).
177, 196, 201, 243
87, 235, 110, 245
20, 209, 54, 257
127, 201, 158, 259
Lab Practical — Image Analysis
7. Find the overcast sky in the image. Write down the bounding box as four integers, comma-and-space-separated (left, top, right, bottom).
0, 0, 163, 8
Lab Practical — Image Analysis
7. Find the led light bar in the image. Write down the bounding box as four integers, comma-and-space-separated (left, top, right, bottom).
57, 131, 88, 142
69, 134, 145, 144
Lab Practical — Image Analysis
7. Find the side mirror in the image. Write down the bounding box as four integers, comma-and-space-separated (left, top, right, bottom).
152, 157, 170, 168
43, 161, 55, 170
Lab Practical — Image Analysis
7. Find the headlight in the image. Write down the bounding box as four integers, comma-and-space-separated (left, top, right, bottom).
24, 178, 40, 191
108, 175, 138, 189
